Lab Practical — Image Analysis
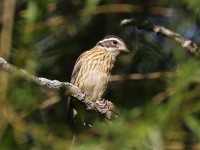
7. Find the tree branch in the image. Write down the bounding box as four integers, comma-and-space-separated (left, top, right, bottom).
0, 57, 118, 120
111, 71, 177, 81
121, 18, 200, 58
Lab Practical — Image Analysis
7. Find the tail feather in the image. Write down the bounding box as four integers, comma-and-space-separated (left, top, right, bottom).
67, 97, 74, 122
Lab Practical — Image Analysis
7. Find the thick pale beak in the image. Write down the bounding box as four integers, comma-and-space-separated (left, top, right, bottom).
119, 45, 130, 53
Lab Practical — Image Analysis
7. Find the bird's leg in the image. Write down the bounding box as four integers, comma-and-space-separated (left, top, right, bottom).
72, 90, 88, 101
81, 90, 88, 100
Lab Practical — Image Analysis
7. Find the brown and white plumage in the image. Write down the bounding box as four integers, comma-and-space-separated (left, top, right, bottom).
70, 35, 129, 100
67, 35, 129, 125
71, 47, 115, 100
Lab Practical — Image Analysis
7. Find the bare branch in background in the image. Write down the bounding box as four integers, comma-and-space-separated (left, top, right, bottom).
111, 71, 176, 81
121, 18, 200, 58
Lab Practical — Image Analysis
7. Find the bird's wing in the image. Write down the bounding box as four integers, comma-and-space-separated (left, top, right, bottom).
70, 50, 93, 83
70, 59, 82, 84
67, 61, 82, 122
67, 54, 83, 122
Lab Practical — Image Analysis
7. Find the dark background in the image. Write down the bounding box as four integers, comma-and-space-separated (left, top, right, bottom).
1, 0, 200, 149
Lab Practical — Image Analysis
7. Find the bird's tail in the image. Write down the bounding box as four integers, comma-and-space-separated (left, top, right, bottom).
67, 97, 74, 122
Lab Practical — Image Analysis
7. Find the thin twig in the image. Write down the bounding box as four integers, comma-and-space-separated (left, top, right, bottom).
111, 71, 176, 81
121, 18, 200, 58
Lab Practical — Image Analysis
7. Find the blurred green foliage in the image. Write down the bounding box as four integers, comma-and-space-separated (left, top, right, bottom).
1, 0, 200, 149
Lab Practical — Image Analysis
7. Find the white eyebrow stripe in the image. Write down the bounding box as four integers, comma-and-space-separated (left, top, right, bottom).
99, 38, 121, 43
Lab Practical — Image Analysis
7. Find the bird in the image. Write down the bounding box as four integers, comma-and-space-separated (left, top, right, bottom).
67, 35, 129, 130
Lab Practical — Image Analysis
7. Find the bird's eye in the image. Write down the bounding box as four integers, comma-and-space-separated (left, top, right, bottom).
112, 40, 118, 45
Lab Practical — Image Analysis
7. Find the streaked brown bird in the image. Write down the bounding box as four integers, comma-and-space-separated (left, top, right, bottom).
67, 35, 129, 129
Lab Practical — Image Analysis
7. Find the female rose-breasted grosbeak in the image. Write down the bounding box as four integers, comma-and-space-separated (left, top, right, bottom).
67, 35, 129, 126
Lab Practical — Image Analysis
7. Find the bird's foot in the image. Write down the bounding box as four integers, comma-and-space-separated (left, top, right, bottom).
94, 98, 110, 114
94, 98, 119, 119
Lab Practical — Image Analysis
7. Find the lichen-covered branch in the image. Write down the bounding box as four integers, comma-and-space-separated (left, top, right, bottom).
121, 18, 200, 58
0, 57, 117, 120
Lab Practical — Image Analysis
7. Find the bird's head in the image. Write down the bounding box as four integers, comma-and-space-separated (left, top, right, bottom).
96, 35, 129, 56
